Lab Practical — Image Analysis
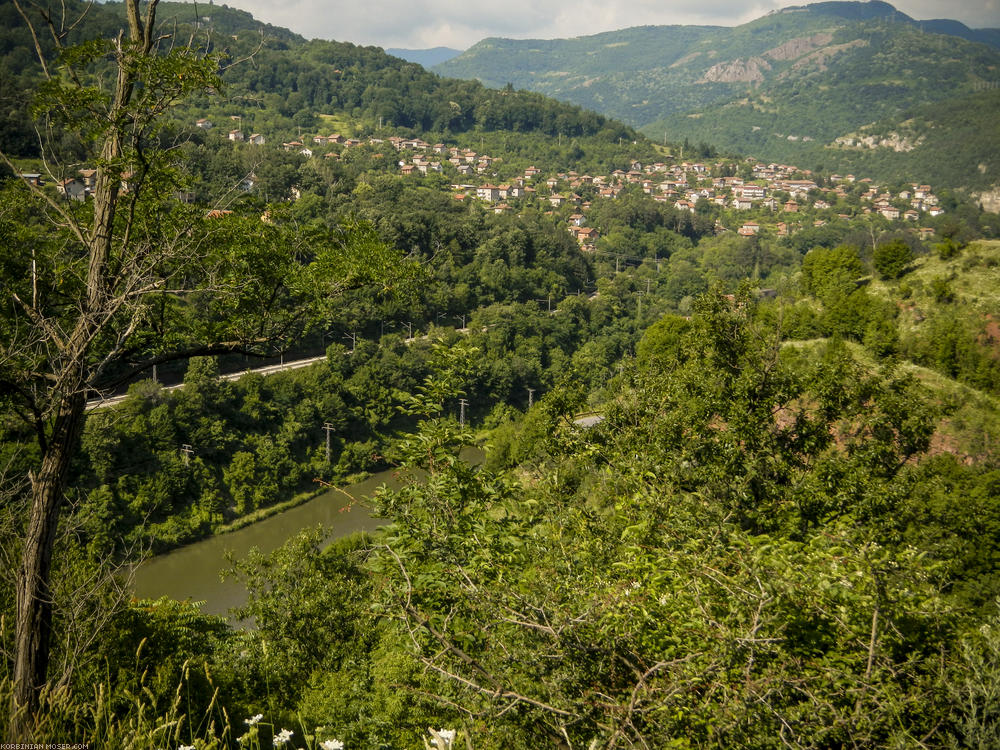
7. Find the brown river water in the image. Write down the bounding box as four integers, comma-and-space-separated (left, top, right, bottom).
132, 449, 483, 617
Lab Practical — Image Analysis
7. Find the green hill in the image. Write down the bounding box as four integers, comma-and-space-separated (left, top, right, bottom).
434, 1, 1000, 193
0, 0, 635, 159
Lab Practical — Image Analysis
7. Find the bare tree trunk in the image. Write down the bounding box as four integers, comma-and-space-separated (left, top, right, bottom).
4, 0, 336, 737
10, 389, 86, 740
8, 6, 149, 737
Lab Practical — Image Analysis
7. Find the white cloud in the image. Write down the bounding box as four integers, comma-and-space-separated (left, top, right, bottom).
224, 0, 1000, 49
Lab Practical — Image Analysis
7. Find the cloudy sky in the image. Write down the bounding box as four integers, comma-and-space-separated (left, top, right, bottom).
221, 0, 1000, 49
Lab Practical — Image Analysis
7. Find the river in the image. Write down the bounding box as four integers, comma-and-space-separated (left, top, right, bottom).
132, 452, 481, 617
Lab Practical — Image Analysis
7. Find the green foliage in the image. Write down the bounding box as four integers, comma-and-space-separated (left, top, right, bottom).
946, 612, 1000, 747
636, 313, 693, 368
936, 237, 963, 260
0, 598, 236, 748
901, 310, 1000, 394
801, 244, 867, 298
873, 238, 915, 280
227, 529, 375, 703
349, 291, 983, 747
4, 3, 1000, 745
930, 275, 956, 304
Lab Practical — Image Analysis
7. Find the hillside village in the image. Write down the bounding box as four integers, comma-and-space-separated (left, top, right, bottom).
389, 140, 946, 251
22, 123, 947, 261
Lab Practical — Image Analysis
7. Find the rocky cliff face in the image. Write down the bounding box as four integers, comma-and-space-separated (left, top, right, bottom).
699, 36, 866, 84
974, 189, 1000, 213
699, 57, 772, 84
763, 33, 835, 61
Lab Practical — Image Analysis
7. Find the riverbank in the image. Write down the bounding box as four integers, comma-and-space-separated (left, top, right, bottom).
132, 447, 484, 616
213, 470, 374, 536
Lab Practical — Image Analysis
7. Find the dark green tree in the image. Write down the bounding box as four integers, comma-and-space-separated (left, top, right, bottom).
873, 238, 915, 280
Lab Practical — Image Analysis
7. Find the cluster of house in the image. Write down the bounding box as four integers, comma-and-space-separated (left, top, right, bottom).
197, 118, 267, 146
439, 159, 946, 251
395, 141, 504, 177
17, 122, 946, 246
18, 168, 134, 202
188, 121, 950, 230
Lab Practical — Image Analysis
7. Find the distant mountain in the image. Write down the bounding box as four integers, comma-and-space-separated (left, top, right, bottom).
385, 47, 463, 67
915, 20, 1000, 49
433, 1, 1000, 192
783, 1, 1000, 47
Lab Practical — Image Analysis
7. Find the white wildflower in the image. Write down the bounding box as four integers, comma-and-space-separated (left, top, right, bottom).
321, 740, 345, 750
273, 728, 294, 746
431, 728, 456, 747
179, 745, 196, 750
244, 713, 264, 726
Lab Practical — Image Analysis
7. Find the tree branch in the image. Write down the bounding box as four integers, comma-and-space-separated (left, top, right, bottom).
91, 339, 274, 392
11, 0, 51, 79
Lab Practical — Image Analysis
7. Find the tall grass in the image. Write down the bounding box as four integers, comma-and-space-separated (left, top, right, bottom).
0, 655, 232, 749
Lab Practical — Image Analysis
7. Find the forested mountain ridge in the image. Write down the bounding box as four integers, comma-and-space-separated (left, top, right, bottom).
434, 1, 1000, 195
0, 0, 634, 160
793, 0, 1000, 47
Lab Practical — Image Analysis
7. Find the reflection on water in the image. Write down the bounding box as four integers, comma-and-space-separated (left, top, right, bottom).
132, 449, 482, 617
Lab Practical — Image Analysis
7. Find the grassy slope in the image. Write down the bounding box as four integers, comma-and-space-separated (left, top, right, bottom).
872, 240, 1000, 461
872, 240, 1000, 329
778, 241, 1000, 463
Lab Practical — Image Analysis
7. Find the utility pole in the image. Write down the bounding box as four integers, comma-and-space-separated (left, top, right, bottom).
458, 398, 468, 428
527, 388, 535, 409
152, 363, 157, 383
343, 331, 358, 350
323, 422, 335, 464
180, 444, 194, 465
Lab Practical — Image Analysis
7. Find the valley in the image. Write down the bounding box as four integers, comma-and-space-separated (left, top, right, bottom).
1, 1, 999, 747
